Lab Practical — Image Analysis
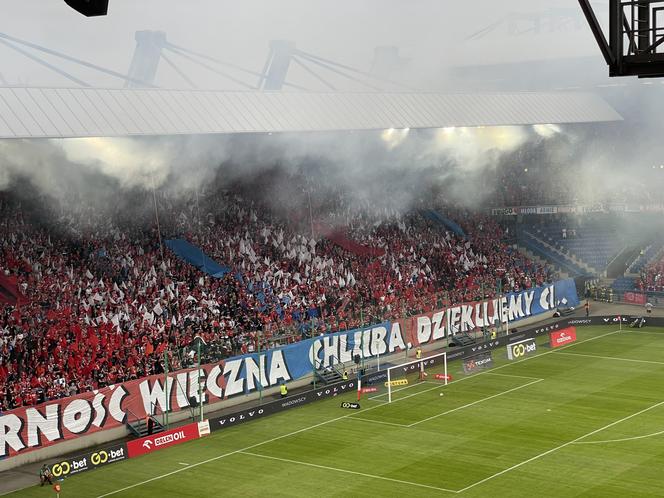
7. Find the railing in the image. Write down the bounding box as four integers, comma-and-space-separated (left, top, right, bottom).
126, 405, 166, 436
614, 290, 664, 308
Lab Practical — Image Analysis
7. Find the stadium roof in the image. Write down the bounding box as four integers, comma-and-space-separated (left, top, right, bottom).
0, 87, 621, 139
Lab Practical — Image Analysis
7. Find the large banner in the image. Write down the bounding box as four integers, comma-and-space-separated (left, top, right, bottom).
623, 292, 647, 305
489, 203, 664, 216
402, 279, 579, 345
0, 279, 578, 459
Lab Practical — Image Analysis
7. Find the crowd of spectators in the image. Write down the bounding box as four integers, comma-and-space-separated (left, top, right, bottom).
636, 256, 664, 292
0, 177, 551, 411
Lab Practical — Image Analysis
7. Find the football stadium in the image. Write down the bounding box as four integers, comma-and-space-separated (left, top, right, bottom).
3, 1, 664, 497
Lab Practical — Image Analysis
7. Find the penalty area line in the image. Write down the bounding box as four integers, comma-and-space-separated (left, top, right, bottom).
457, 398, 664, 493
95, 375, 444, 497
239, 451, 458, 494
573, 428, 664, 445
556, 351, 664, 366
95, 329, 621, 497
407, 378, 543, 428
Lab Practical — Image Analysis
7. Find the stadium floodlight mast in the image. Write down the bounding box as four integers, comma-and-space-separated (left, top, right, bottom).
386, 351, 448, 403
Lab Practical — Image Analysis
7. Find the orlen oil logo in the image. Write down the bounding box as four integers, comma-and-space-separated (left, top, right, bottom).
154, 430, 186, 447
50, 457, 88, 477
550, 327, 577, 348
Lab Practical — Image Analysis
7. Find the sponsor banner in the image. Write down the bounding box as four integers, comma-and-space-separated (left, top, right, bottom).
0, 279, 578, 459
197, 420, 211, 437
550, 327, 577, 348
507, 338, 537, 360
360, 387, 378, 394
623, 292, 647, 305
491, 207, 518, 216
490, 204, 664, 217
566, 318, 593, 325
406, 280, 579, 346
127, 422, 200, 459
48, 443, 127, 478
385, 379, 408, 387
340, 402, 361, 410
560, 315, 664, 327
434, 374, 452, 381
362, 371, 388, 385
209, 380, 357, 432
463, 352, 494, 374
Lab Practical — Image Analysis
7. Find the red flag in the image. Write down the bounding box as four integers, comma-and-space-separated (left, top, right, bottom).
0, 274, 27, 306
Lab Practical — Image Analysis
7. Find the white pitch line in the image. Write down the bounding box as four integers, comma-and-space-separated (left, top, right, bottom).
239, 451, 458, 494
573, 428, 664, 445
0, 483, 36, 497
557, 351, 664, 366
95, 379, 444, 497
348, 417, 409, 428
484, 372, 544, 381
407, 379, 543, 428
624, 330, 664, 336
95, 328, 622, 498
457, 398, 664, 493
369, 381, 423, 400
177, 462, 189, 466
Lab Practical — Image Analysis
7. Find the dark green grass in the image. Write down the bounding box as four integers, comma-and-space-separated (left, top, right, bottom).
8, 325, 664, 497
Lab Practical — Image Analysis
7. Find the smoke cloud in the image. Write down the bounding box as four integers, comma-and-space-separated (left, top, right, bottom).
0, 123, 557, 220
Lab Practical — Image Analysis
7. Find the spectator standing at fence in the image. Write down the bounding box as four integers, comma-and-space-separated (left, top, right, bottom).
646, 302, 653, 314
280, 383, 288, 398
584, 300, 590, 317
39, 465, 53, 487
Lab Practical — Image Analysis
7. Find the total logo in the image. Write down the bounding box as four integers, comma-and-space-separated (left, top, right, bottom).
51, 458, 88, 477
90, 448, 125, 465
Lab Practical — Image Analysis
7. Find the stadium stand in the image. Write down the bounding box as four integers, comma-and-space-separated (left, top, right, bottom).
0, 182, 550, 411
519, 216, 627, 274
636, 255, 664, 292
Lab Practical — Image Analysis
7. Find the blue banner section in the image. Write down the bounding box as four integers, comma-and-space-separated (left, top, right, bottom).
553, 278, 580, 308
504, 278, 579, 325
227, 322, 392, 394
213, 280, 580, 398
165, 239, 231, 278
422, 210, 467, 238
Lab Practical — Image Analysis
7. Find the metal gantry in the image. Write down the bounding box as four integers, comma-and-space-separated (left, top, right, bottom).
580, 0, 664, 77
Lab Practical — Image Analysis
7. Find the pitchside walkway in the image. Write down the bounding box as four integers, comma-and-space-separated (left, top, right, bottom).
0, 301, 660, 495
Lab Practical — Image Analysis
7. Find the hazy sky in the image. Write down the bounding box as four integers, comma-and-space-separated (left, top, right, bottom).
1, 0, 606, 90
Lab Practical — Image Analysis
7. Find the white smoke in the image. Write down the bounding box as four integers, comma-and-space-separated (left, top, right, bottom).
0, 124, 562, 215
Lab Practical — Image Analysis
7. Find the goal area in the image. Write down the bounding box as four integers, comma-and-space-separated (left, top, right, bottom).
382, 351, 448, 402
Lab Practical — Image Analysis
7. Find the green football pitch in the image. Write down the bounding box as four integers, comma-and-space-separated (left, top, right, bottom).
8, 325, 664, 498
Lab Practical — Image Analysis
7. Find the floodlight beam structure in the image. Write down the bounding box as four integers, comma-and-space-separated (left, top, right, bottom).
579, 0, 664, 77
